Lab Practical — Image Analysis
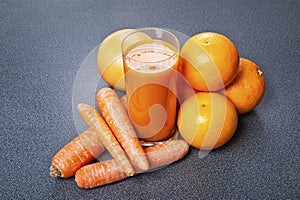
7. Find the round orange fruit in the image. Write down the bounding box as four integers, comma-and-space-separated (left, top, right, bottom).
180, 32, 239, 91
97, 29, 150, 90
225, 58, 265, 114
177, 92, 238, 150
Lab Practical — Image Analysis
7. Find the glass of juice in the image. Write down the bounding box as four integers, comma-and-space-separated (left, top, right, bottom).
122, 28, 179, 144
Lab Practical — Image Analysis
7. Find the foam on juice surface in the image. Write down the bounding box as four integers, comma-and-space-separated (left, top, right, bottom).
126, 43, 177, 73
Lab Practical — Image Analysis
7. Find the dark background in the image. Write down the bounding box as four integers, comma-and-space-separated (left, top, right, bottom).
1, 0, 299, 199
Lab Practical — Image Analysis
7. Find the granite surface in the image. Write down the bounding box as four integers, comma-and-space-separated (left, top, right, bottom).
0, 0, 299, 199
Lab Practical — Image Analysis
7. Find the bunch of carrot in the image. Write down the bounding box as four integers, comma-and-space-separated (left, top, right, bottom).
50, 87, 189, 189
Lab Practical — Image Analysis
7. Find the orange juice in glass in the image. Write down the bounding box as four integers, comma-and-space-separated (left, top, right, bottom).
122, 28, 179, 143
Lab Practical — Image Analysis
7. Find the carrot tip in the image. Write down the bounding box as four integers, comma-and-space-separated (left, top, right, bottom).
50, 165, 61, 177
127, 171, 135, 177
77, 103, 84, 110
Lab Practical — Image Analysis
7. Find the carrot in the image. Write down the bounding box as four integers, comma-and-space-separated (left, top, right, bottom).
143, 140, 188, 170
77, 103, 135, 176
75, 159, 124, 189
96, 88, 149, 171
50, 128, 105, 178
75, 140, 189, 189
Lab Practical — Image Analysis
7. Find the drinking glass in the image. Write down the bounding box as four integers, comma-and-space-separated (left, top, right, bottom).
122, 28, 180, 144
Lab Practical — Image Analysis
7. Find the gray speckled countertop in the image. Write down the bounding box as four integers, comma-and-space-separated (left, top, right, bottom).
1, 0, 299, 199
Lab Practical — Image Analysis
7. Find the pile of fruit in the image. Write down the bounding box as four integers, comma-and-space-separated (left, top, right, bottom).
50, 28, 265, 189
98, 29, 265, 150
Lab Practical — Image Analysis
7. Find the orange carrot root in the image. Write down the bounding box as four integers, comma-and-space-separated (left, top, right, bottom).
50, 128, 105, 178
144, 140, 189, 170
77, 103, 135, 176
75, 140, 189, 189
75, 160, 126, 189
97, 87, 149, 172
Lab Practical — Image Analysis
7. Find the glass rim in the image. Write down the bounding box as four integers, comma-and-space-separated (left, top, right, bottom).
121, 27, 180, 64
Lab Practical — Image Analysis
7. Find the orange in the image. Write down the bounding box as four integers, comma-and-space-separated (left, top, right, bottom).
180, 32, 239, 91
97, 29, 150, 90
225, 58, 265, 114
177, 92, 238, 150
